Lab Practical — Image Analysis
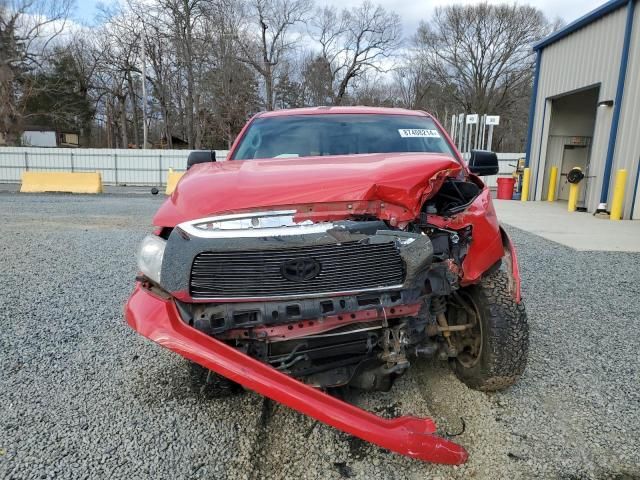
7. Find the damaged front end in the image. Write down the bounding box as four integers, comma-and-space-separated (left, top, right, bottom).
127, 167, 515, 466
159, 205, 473, 393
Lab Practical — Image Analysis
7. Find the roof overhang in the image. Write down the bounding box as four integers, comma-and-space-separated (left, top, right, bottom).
533, 0, 630, 51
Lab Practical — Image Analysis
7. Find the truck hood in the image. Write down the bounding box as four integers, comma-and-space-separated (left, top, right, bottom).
153, 153, 463, 227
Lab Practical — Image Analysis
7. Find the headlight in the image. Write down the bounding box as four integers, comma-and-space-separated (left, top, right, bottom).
137, 234, 166, 283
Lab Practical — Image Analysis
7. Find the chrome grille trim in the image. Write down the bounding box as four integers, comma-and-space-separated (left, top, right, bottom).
178, 210, 335, 238
189, 241, 405, 299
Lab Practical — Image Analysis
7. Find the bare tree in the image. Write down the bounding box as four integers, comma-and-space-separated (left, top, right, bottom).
310, 2, 401, 104
90, 6, 143, 148
200, 0, 260, 146
141, 17, 177, 148
66, 34, 100, 143
414, 3, 558, 114
238, 0, 312, 110
350, 71, 395, 107
392, 58, 457, 122
0, 0, 72, 145
394, 63, 425, 109
300, 53, 332, 106
3, 0, 555, 153
152, 0, 208, 148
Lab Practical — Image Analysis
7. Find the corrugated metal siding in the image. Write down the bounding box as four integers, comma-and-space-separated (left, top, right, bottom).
612, 3, 640, 219
529, 7, 627, 212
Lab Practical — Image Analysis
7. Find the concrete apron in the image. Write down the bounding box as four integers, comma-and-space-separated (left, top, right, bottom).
494, 199, 640, 252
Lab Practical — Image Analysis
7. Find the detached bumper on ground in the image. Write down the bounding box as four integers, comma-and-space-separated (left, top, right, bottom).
125, 284, 468, 465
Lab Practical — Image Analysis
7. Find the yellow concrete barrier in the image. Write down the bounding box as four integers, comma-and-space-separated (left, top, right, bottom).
20, 172, 103, 194
567, 183, 579, 212
520, 168, 531, 202
610, 169, 627, 221
165, 168, 184, 195
547, 166, 558, 202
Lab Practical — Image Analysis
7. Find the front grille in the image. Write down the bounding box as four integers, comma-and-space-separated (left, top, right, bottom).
189, 241, 405, 299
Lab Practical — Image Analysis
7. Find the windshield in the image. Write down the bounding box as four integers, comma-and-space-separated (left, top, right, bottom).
231, 114, 455, 160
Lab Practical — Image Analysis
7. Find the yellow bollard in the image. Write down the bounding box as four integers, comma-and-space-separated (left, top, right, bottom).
520, 168, 531, 202
547, 166, 558, 202
567, 183, 579, 212
165, 168, 185, 195
610, 169, 628, 220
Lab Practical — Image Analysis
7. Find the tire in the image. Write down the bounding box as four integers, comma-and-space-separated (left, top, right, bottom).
189, 361, 242, 398
451, 270, 528, 391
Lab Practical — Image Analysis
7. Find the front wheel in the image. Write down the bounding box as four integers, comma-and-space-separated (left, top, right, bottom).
449, 270, 528, 391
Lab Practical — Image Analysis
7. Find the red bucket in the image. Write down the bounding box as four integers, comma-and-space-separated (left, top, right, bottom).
496, 177, 516, 200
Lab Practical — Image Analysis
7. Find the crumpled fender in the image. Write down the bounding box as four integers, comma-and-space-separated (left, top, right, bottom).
427, 188, 504, 286
499, 226, 522, 303
125, 284, 468, 465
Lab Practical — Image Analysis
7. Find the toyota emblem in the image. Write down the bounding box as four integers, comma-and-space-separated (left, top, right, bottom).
281, 257, 321, 282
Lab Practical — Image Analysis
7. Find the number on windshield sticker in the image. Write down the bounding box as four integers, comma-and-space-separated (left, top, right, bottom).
398, 129, 441, 138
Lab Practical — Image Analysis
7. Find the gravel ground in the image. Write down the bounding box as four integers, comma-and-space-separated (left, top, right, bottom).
1, 192, 639, 480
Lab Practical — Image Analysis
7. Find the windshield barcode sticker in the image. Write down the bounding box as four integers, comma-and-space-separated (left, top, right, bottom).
398, 129, 440, 138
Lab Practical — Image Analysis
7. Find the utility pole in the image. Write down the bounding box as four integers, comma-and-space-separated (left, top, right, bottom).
141, 28, 148, 149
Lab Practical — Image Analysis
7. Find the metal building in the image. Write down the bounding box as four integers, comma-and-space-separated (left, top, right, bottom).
526, 0, 640, 219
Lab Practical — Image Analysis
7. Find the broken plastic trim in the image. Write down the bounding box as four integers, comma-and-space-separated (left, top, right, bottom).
125, 283, 468, 465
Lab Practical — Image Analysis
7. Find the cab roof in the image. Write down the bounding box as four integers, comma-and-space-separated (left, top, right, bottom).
256, 106, 431, 118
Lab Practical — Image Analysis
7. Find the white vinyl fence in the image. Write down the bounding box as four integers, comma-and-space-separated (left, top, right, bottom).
0, 147, 229, 186
0, 147, 522, 188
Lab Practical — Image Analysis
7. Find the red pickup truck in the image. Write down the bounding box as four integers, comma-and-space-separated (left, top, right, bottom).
126, 106, 527, 465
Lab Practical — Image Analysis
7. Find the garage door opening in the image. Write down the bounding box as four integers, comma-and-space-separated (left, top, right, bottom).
559, 145, 589, 205
542, 87, 599, 207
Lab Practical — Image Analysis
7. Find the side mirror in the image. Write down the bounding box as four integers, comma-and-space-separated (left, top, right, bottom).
468, 150, 499, 176
187, 150, 216, 169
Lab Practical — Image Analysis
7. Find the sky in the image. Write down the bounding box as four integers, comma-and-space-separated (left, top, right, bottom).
75, 0, 606, 35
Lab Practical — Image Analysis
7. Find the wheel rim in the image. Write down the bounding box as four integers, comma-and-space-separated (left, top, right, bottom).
451, 291, 483, 369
